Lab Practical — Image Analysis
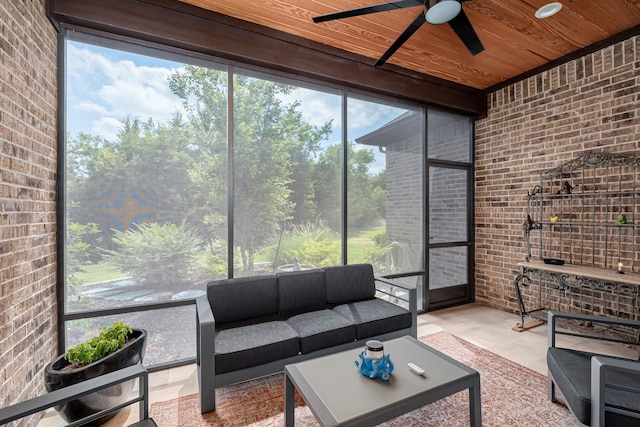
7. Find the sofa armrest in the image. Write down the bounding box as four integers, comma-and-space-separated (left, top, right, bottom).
196, 295, 217, 413
591, 355, 640, 427
0, 363, 151, 426
548, 310, 640, 349
375, 276, 417, 337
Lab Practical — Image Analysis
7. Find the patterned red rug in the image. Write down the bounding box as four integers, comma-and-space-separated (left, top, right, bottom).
150, 331, 579, 426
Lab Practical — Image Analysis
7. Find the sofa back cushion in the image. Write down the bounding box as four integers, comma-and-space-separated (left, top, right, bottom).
207, 275, 279, 324
277, 269, 326, 315
324, 264, 375, 304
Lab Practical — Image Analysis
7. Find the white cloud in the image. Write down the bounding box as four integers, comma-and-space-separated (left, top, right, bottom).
66, 43, 184, 140
279, 88, 341, 129
280, 87, 409, 143
91, 117, 126, 139
347, 99, 406, 137
66, 42, 410, 144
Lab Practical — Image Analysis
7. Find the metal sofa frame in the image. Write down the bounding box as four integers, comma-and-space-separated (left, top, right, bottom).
196, 275, 417, 414
547, 310, 640, 426
0, 362, 156, 427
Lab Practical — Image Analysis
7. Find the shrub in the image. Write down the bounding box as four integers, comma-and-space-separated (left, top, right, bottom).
259, 220, 340, 268
105, 222, 203, 287
365, 232, 417, 274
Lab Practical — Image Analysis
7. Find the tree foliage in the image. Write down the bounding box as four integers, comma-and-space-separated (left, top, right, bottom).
67, 63, 386, 280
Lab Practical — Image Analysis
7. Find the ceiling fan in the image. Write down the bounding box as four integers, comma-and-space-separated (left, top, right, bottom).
312, 0, 484, 66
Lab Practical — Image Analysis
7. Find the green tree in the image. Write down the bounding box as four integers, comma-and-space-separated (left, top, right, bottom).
66, 117, 200, 238
168, 67, 331, 273
169, 67, 228, 257
66, 219, 101, 289
66, 116, 204, 288
313, 141, 384, 234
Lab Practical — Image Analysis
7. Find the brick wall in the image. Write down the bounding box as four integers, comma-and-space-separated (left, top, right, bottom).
475, 35, 640, 312
0, 0, 58, 423
386, 134, 423, 266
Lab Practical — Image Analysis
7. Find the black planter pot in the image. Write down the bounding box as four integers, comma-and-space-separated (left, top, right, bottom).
44, 329, 147, 426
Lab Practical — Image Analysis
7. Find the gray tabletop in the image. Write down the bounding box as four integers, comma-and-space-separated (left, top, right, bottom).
285, 335, 481, 426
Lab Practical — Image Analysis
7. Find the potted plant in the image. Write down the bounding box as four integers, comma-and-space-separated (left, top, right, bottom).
44, 321, 147, 426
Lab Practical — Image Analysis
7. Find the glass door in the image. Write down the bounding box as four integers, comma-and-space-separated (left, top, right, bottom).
425, 110, 473, 310
427, 164, 473, 308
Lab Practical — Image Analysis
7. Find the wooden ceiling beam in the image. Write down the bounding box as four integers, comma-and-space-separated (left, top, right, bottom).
46, 0, 486, 116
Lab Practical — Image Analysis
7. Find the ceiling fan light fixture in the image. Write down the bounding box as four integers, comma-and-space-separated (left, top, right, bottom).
425, 0, 462, 25
535, 2, 562, 19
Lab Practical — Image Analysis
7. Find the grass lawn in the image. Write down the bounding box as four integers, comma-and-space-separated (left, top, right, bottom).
76, 263, 126, 285
347, 224, 385, 263
355, 224, 385, 240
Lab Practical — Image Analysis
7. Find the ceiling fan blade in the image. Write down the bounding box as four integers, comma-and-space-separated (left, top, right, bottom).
375, 12, 426, 66
447, 8, 484, 55
313, 0, 424, 23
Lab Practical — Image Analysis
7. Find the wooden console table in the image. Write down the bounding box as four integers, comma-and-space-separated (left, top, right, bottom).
513, 260, 640, 331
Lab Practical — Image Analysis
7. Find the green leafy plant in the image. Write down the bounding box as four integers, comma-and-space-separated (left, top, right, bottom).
365, 231, 417, 274
104, 222, 204, 287
258, 220, 340, 268
64, 321, 132, 367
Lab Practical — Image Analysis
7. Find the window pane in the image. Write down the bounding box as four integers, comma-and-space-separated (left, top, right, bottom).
65, 40, 228, 315
429, 246, 468, 289
232, 73, 342, 276
427, 110, 471, 162
347, 97, 424, 275
429, 167, 468, 243
385, 275, 424, 312
63, 35, 230, 372
65, 306, 195, 365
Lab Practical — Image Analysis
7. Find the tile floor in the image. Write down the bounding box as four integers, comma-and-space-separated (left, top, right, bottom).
37, 303, 638, 426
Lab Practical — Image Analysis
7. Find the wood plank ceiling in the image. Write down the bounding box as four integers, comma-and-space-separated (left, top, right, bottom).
177, 0, 640, 90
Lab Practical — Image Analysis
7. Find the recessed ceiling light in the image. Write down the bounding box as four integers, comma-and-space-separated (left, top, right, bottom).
535, 2, 563, 19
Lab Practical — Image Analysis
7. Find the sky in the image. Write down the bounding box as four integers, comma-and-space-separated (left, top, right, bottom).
66, 40, 413, 167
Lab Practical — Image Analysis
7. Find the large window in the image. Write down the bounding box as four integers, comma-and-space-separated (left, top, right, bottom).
62, 31, 472, 366
231, 72, 342, 276
347, 97, 424, 275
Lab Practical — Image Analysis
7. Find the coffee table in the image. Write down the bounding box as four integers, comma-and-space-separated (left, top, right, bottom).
284, 335, 481, 426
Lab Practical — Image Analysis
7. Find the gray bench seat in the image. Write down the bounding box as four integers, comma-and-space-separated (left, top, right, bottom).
333, 298, 412, 340
215, 321, 300, 374
287, 309, 356, 354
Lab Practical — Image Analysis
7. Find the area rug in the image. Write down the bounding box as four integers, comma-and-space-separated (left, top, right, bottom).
150, 332, 579, 426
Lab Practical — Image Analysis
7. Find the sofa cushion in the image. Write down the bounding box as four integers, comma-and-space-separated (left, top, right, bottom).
286, 309, 355, 354
277, 269, 326, 315
214, 321, 300, 374
547, 347, 640, 426
207, 275, 278, 324
324, 264, 375, 304
333, 299, 411, 340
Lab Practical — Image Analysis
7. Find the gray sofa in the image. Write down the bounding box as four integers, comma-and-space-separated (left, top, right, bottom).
196, 263, 417, 413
